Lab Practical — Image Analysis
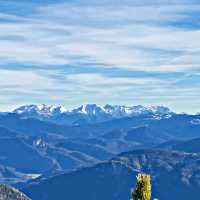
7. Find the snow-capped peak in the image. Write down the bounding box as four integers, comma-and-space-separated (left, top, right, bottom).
72, 104, 105, 115
102, 104, 171, 117
12, 104, 173, 125
13, 104, 68, 117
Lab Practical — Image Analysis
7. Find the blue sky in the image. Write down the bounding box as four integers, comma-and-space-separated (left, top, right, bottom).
0, 0, 200, 113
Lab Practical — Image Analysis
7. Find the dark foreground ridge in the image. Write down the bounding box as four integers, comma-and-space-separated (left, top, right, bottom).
0, 184, 31, 200
24, 149, 200, 200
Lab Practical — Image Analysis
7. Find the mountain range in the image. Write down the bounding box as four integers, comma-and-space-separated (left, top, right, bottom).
13, 104, 173, 125
0, 104, 200, 199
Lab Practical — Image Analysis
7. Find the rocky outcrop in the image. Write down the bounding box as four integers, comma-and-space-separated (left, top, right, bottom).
0, 184, 31, 200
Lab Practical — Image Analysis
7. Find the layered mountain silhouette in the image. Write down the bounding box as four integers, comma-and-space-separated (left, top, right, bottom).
0, 104, 200, 199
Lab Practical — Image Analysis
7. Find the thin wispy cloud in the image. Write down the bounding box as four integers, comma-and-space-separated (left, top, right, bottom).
0, 0, 200, 113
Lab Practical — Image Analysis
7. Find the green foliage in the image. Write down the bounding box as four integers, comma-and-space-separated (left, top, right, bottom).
131, 173, 151, 200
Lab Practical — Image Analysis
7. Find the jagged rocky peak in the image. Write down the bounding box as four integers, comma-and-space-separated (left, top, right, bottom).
13, 104, 172, 116
11, 103, 173, 125
103, 104, 171, 116
0, 184, 31, 200
13, 104, 68, 117
72, 104, 105, 115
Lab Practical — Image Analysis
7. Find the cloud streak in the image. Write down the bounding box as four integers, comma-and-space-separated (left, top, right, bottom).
0, 1, 200, 71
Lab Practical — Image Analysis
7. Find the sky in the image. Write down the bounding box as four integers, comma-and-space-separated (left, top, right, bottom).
0, 0, 200, 113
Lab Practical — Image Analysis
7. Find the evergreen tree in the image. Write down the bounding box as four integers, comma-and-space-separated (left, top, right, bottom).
131, 173, 151, 200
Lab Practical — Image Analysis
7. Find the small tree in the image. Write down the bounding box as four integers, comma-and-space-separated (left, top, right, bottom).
131, 173, 151, 200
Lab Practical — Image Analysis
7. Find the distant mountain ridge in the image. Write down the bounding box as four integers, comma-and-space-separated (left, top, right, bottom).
12, 104, 173, 125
